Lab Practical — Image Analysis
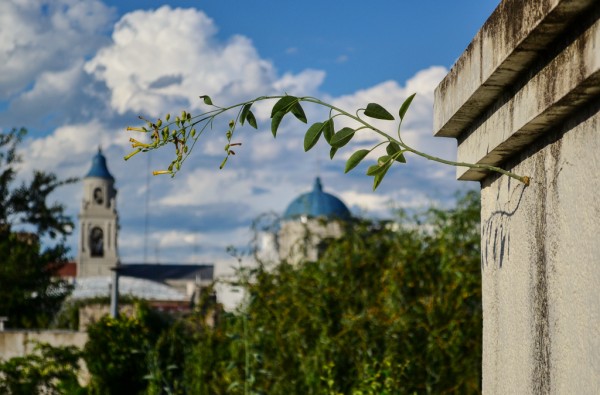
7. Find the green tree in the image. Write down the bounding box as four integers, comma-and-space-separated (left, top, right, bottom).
188, 191, 482, 394
145, 322, 190, 395
0, 342, 85, 395
75, 193, 480, 394
83, 302, 177, 395
0, 128, 76, 328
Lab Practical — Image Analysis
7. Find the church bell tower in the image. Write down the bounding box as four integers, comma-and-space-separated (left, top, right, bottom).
77, 148, 119, 277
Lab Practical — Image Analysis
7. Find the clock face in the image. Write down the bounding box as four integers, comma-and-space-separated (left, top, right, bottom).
93, 187, 103, 204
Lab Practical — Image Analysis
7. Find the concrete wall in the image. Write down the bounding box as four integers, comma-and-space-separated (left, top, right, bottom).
434, 0, 600, 393
277, 219, 345, 264
0, 330, 88, 361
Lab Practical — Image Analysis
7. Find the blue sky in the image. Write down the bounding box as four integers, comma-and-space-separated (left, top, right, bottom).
106, 0, 498, 96
1, 0, 499, 279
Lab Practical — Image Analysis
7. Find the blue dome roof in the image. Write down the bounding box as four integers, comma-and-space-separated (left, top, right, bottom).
85, 149, 114, 180
283, 178, 351, 221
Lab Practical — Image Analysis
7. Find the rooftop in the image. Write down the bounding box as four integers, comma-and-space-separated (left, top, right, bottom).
85, 148, 114, 180
71, 276, 187, 302
283, 177, 351, 221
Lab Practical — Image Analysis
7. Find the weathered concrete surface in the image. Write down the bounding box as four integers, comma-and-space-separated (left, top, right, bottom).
278, 219, 345, 264
480, 102, 600, 393
434, 0, 597, 139
0, 330, 90, 385
457, 12, 600, 180
0, 330, 88, 360
433, 0, 600, 393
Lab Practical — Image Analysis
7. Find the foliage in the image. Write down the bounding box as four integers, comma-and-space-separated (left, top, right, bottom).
0, 234, 70, 329
83, 302, 167, 395
125, 95, 529, 188
181, 311, 244, 395
32, 193, 480, 394
0, 128, 76, 328
145, 321, 193, 395
0, 342, 85, 395
187, 191, 482, 394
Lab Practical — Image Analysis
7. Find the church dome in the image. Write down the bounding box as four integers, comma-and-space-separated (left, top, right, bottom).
283, 177, 351, 221
85, 148, 114, 180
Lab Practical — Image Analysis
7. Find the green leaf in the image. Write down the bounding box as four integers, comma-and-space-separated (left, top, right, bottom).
271, 111, 285, 137
271, 96, 297, 118
364, 103, 394, 120
323, 119, 334, 144
366, 164, 387, 176
399, 93, 416, 121
386, 142, 407, 163
344, 149, 369, 173
200, 95, 213, 105
291, 102, 307, 123
329, 147, 338, 159
386, 142, 400, 155
246, 111, 257, 129
240, 103, 252, 125
377, 155, 391, 165
366, 156, 392, 176
372, 162, 392, 191
330, 127, 355, 148
304, 122, 324, 152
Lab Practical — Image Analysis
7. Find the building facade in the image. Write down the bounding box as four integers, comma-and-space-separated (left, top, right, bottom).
77, 149, 119, 277
433, 0, 600, 392
277, 177, 351, 263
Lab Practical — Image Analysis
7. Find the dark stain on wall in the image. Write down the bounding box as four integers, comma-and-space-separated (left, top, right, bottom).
530, 151, 552, 394
482, 182, 525, 270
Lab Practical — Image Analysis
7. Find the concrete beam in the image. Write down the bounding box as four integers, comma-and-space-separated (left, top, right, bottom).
457, 14, 600, 180
434, 0, 597, 139
432, 1, 600, 392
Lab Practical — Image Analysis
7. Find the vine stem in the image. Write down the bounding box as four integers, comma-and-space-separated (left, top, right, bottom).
132, 95, 529, 186
298, 97, 530, 186
243, 312, 249, 395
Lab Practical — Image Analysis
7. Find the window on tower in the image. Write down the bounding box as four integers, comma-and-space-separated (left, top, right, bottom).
90, 227, 104, 257
93, 187, 103, 205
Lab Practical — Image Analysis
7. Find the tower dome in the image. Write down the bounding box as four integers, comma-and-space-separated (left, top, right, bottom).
85, 148, 114, 180
283, 177, 351, 221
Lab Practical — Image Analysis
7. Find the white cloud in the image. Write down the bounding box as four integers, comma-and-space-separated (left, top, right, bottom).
85, 6, 324, 117
272, 69, 325, 96
0, 3, 471, 298
339, 190, 391, 214
156, 166, 299, 219
336, 55, 349, 63
328, 66, 453, 161
0, 0, 115, 99
21, 119, 117, 176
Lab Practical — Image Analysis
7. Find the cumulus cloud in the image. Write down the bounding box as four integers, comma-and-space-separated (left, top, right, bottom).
0, 0, 115, 99
85, 6, 324, 117
330, 66, 448, 150
188, 60, 463, 224
1, 2, 470, 280
20, 120, 117, 175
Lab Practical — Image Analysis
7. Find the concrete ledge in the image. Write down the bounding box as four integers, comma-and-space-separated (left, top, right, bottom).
434, 0, 597, 139
457, 14, 600, 180
0, 330, 88, 360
